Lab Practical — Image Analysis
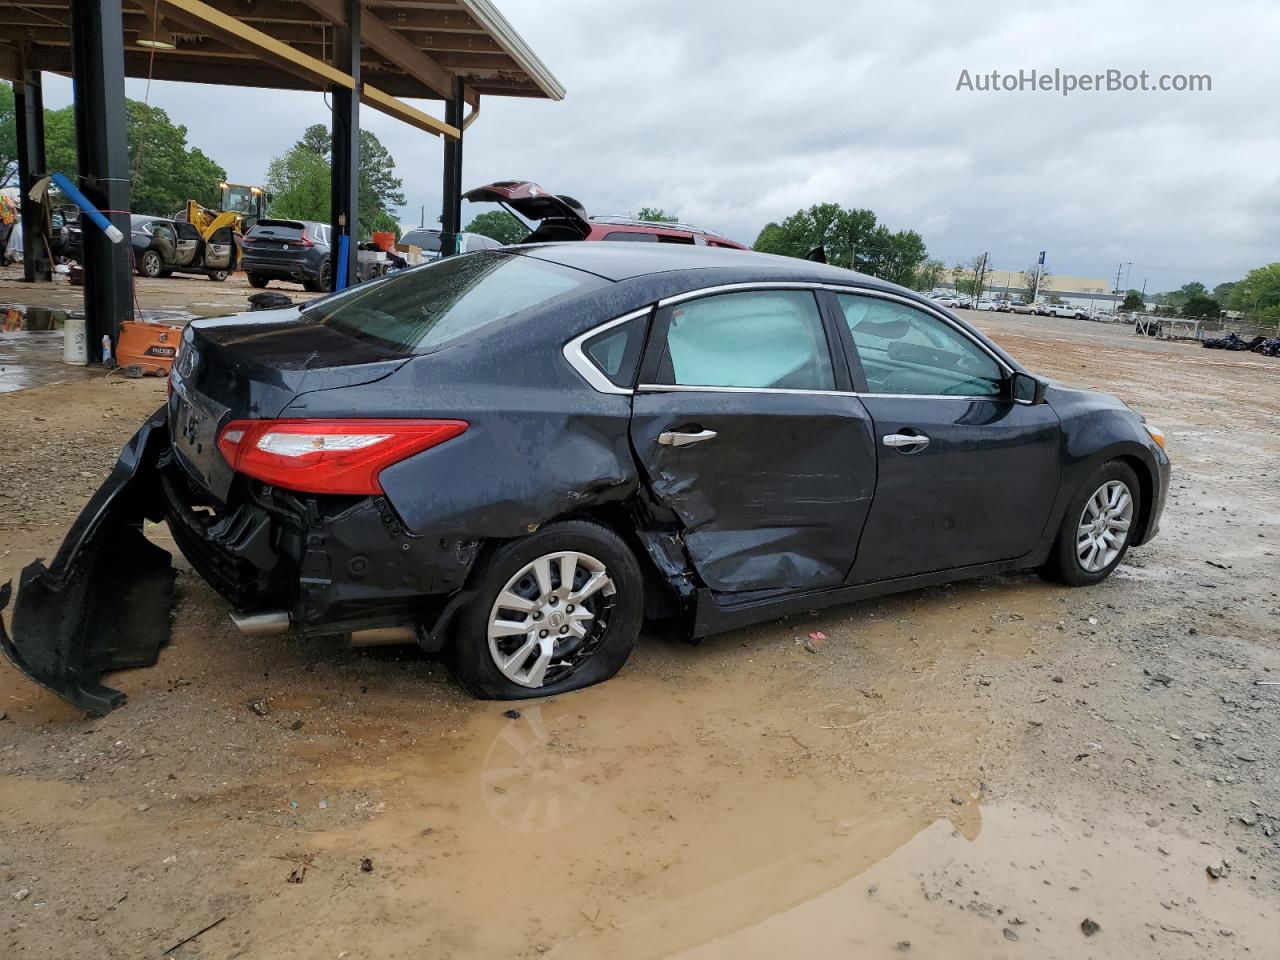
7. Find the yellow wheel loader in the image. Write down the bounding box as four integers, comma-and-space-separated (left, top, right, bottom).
174, 182, 271, 279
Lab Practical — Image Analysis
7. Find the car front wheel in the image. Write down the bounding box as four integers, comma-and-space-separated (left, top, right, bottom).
450, 521, 643, 699
1042, 461, 1140, 586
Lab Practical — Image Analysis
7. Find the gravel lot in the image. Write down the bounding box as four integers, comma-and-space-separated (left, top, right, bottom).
1, 301, 1277, 958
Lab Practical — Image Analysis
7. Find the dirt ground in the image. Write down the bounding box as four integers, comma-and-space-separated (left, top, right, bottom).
1, 298, 1278, 959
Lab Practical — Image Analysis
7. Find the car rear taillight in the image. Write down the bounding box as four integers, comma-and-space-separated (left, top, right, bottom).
217, 419, 468, 495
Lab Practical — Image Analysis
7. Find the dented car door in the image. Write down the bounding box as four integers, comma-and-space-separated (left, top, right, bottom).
629, 288, 877, 594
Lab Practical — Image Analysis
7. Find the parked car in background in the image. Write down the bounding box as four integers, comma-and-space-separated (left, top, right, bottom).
974, 298, 998, 311
994, 299, 1013, 311
65, 214, 234, 280
1047, 303, 1084, 319
463, 181, 747, 248
929, 293, 959, 308
0, 243, 1170, 713
1011, 301, 1037, 314
399, 228, 504, 261
241, 219, 332, 292
131, 214, 235, 281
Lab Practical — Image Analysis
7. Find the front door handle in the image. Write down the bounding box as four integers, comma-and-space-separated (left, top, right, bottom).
882, 432, 930, 451
659, 429, 718, 447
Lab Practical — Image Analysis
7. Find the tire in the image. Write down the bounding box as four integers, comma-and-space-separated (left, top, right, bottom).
1041, 460, 1141, 586
137, 249, 163, 278
305, 260, 332, 293
247, 273, 269, 288
207, 269, 228, 282
449, 521, 644, 699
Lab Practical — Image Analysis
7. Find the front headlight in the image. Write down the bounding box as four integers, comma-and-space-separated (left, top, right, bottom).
1144, 423, 1166, 450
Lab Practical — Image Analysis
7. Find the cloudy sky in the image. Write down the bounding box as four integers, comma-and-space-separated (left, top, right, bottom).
40, 0, 1277, 290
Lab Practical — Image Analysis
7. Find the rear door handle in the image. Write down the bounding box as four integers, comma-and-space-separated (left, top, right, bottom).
658, 429, 718, 447
882, 432, 930, 451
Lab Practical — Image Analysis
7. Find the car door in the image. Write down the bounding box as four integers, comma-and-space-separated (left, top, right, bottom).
148, 221, 178, 265
829, 291, 1062, 582
629, 287, 878, 595
171, 221, 201, 266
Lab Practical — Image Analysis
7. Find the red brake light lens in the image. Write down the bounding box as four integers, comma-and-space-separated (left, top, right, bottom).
217, 419, 468, 495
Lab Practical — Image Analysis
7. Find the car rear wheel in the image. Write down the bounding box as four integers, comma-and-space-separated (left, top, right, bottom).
305, 260, 332, 293
1041, 461, 1140, 586
450, 521, 643, 699
247, 273, 269, 288
137, 250, 162, 278
207, 269, 228, 282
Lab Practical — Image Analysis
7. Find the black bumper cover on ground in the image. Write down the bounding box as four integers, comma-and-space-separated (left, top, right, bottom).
0, 407, 175, 715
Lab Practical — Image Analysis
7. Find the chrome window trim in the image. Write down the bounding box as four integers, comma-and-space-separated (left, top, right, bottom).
568, 282, 1025, 402
636, 383, 855, 398
636, 383, 1022, 402
561, 307, 651, 396
655, 281, 1012, 378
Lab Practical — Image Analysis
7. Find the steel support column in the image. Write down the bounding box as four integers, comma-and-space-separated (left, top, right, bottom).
14, 66, 52, 283
439, 76, 465, 256
70, 0, 132, 355
329, 0, 361, 291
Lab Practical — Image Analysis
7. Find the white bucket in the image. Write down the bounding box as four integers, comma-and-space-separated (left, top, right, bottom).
62, 313, 89, 365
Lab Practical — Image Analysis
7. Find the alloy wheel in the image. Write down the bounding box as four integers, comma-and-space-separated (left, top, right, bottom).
1076, 479, 1133, 573
486, 551, 616, 689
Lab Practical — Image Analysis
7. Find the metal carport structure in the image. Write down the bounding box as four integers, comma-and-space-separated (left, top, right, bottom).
0, 0, 564, 356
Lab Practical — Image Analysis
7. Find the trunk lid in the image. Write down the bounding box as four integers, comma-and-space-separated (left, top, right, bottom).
168, 306, 411, 501
462, 180, 590, 239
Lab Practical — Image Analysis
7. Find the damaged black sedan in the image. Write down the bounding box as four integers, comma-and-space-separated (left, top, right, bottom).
1, 243, 1171, 713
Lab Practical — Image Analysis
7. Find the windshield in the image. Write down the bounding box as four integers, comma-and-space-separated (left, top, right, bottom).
401, 229, 443, 252
301, 251, 604, 354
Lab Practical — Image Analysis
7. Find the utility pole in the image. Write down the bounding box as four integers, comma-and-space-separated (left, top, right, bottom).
420, 205, 425, 228
1031, 250, 1046, 304
1112, 263, 1124, 315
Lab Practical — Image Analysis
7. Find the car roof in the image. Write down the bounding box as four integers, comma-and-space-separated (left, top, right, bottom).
515, 241, 896, 287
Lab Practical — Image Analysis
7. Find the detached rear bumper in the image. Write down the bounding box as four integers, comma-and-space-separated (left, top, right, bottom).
0, 407, 175, 715
1, 407, 480, 715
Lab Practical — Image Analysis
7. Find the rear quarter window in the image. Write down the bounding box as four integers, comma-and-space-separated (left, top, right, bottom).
302, 252, 605, 354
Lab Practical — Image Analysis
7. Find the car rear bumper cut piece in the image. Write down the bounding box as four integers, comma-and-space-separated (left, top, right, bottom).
0, 407, 175, 715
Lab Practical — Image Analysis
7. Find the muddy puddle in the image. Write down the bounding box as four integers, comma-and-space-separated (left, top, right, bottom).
192, 572, 1226, 959
198, 573, 1274, 958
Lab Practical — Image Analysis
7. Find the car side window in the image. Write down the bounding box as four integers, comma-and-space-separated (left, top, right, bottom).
582, 314, 647, 388
836, 294, 1002, 397
657, 290, 834, 390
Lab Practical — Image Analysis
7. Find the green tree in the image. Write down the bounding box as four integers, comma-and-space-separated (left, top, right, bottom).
1121, 289, 1144, 310
264, 145, 330, 222
1228, 263, 1280, 319
1019, 263, 1051, 302
37, 100, 225, 214
913, 258, 946, 292
0, 82, 16, 187
291, 123, 405, 237
464, 209, 527, 244
1182, 295, 1220, 319
752, 203, 927, 283
634, 206, 677, 222
1212, 281, 1236, 304
952, 257, 987, 298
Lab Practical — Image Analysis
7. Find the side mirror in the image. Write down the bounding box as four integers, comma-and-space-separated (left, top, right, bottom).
1010, 371, 1047, 404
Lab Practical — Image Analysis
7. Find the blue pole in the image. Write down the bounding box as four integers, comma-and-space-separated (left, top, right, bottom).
336, 234, 350, 291
50, 172, 124, 243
